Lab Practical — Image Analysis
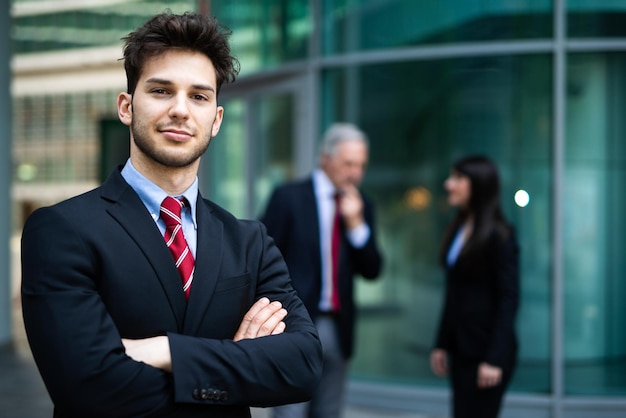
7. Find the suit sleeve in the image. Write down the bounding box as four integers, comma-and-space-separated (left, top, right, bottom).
167, 221, 323, 407
21, 207, 176, 417
484, 231, 520, 367
22, 206, 322, 416
259, 187, 291, 249
434, 279, 454, 351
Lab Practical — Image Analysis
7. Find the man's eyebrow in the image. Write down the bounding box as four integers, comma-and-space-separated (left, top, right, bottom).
145, 78, 215, 93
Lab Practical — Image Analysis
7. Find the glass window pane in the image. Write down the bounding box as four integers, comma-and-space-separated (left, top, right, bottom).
568, 1, 626, 37
202, 93, 295, 220
12, 0, 197, 53
202, 99, 247, 218
321, 0, 552, 55
13, 91, 113, 184
564, 52, 626, 395
323, 55, 553, 393
252, 93, 295, 217
212, 1, 311, 75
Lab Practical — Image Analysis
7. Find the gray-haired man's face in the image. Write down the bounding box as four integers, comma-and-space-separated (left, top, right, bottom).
320, 139, 368, 191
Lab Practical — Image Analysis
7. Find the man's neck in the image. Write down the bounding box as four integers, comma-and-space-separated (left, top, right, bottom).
129, 156, 199, 196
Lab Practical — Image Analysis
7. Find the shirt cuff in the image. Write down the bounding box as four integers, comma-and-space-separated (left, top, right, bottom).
347, 223, 370, 248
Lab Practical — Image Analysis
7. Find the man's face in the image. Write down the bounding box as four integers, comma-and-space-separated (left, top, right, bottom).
320, 140, 368, 190
117, 49, 223, 169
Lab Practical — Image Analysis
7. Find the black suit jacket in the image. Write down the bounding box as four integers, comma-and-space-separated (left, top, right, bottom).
260, 177, 382, 359
21, 168, 322, 418
434, 229, 519, 369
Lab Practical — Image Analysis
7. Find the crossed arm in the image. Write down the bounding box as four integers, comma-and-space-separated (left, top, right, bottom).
123, 297, 288, 372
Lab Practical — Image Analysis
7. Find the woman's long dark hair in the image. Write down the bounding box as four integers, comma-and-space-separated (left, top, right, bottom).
439, 155, 511, 269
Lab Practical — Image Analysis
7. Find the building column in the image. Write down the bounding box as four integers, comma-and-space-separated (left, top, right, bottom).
0, 0, 13, 345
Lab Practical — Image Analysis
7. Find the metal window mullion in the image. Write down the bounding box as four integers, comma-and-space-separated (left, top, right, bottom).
552, 0, 566, 417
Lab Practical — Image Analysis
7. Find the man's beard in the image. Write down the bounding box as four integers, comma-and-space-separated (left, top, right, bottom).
131, 118, 212, 168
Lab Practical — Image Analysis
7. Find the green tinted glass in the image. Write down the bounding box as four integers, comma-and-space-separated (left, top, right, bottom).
323, 55, 553, 393
321, 0, 552, 55
568, 0, 626, 37
563, 52, 626, 395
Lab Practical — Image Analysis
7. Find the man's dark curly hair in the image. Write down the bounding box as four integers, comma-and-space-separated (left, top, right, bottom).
121, 11, 240, 95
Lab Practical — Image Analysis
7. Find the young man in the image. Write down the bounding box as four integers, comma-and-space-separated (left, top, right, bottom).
261, 123, 383, 418
21, 12, 321, 418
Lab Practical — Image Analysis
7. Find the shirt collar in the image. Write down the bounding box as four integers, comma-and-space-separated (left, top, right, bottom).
312, 168, 337, 198
120, 159, 199, 227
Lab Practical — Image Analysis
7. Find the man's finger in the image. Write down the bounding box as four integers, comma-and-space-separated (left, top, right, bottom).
234, 299, 286, 341
256, 308, 287, 337
234, 298, 270, 341
271, 321, 286, 335
247, 302, 284, 335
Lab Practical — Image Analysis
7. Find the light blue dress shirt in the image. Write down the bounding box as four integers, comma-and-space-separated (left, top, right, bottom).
446, 223, 467, 267
120, 159, 198, 258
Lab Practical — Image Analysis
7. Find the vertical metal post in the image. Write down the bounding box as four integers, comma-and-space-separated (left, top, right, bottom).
552, 0, 566, 417
298, 0, 321, 175
0, 0, 14, 346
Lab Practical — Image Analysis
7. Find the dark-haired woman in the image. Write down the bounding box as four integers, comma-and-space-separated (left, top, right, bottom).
430, 156, 519, 418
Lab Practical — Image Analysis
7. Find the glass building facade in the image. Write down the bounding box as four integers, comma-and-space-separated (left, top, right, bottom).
9, 1, 626, 416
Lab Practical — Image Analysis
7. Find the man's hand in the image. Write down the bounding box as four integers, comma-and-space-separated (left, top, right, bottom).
122, 335, 171, 372
121, 298, 285, 370
338, 185, 364, 230
233, 297, 287, 342
477, 362, 502, 389
430, 348, 448, 377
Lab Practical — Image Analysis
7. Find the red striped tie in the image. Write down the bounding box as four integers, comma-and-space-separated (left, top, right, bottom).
160, 197, 195, 300
330, 192, 341, 311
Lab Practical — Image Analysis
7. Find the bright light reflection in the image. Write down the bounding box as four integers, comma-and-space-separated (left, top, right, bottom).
514, 189, 530, 208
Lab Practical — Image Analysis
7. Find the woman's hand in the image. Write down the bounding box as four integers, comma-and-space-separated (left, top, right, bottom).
430, 349, 449, 377
477, 362, 502, 388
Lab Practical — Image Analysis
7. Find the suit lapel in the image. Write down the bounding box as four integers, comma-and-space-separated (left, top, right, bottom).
101, 170, 187, 330
304, 179, 322, 264
183, 196, 223, 334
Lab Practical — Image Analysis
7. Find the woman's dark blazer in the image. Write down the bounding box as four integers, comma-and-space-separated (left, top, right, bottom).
434, 228, 519, 369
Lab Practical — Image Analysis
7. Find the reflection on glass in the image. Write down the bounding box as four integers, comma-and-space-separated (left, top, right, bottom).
204, 99, 247, 218
12, 0, 197, 53
252, 93, 295, 217
212, 1, 311, 74
203, 93, 295, 220
321, 0, 552, 54
323, 55, 553, 393
568, 0, 626, 37
515, 190, 530, 208
564, 52, 626, 395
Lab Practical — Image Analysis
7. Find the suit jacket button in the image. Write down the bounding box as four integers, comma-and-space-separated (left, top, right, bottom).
192, 388, 201, 400
209, 389, 219, 400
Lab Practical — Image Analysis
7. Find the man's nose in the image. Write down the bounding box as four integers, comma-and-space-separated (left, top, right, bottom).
169, 94, 190, 119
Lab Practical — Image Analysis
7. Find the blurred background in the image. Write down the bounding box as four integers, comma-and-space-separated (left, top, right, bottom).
2, 1, 626, 417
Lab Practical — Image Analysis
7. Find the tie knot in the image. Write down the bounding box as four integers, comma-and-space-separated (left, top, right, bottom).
160, 196, 185, 227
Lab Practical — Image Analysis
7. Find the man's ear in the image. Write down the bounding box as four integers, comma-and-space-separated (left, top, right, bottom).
211, 106, 224, 137
117, 92, 133, 127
